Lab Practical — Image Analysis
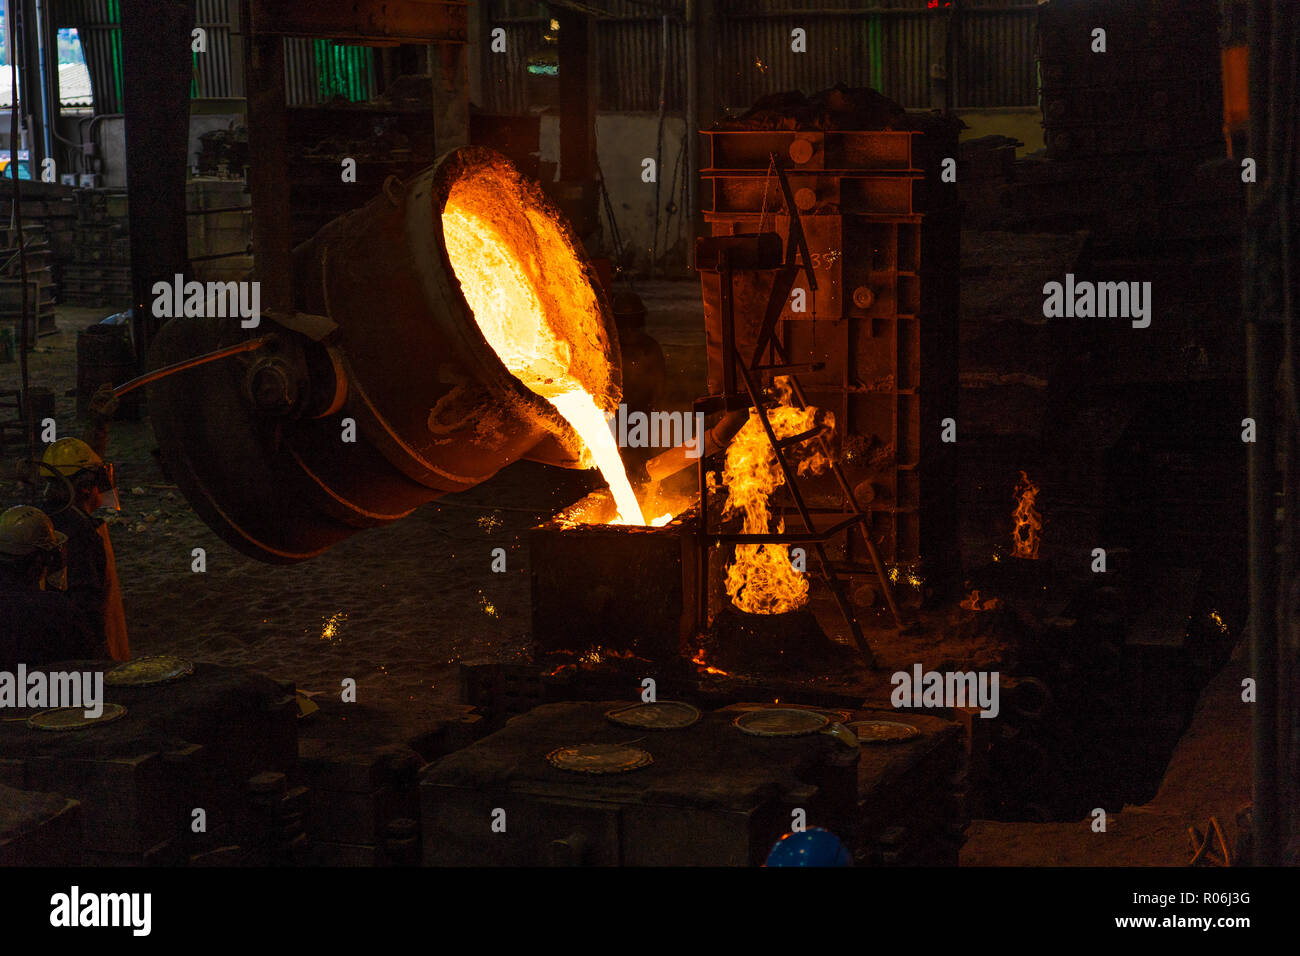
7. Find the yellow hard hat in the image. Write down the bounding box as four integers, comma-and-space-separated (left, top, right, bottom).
42, 438, 103, 477
0, 505, 67, 556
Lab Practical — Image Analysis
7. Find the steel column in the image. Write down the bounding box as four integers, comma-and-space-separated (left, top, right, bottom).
121, 0, 194, 365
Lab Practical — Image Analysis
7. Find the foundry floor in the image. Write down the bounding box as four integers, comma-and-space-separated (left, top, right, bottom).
960, 647, 1254, 866
0, 226, 1252, 866
0, 250, 1067, 728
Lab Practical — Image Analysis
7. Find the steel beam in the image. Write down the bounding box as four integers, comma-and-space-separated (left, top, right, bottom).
248, 0, 466, 43
121, 0, 194, 367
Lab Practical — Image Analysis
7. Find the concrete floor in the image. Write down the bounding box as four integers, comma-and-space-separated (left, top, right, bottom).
0, 227, 1253, 864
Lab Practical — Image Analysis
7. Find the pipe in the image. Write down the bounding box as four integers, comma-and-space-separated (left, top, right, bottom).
33, 0, 52, 166
1246, 0, 1279, 865
9, 0, 32, 472
113, 335, 272, 398
644, 408, 748, 481
1271, 0, 1298, 860
685, 0, 698, 270
650, 13, 668, 274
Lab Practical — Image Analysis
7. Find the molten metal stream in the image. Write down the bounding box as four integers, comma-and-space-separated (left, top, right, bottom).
547, 390, 645, 525
441, 202, 645, 524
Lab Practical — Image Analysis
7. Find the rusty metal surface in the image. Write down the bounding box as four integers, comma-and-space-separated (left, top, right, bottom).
530, 501, 700, 659
605, 701, 701, 730
421, 699, 853, 865
733, 708, 829, 737
26, 704, 128, 732
705, 130, 921, 174
1, 663, 298, 859
545, 743, 654, 774
104, 656, 195, 687
421, 698, 966, 865
697, 114, 959, 586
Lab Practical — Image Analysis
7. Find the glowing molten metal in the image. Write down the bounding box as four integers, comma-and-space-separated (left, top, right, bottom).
721, 379, 832, 615
1012, 470, 1042, 559
442, 195, 645, 525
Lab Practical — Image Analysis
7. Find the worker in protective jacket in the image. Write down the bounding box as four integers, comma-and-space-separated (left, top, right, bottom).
41, 384, 128, 661
0, 505, 99, 669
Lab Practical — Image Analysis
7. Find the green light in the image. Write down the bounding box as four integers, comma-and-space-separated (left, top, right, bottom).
314, 40, 374, 103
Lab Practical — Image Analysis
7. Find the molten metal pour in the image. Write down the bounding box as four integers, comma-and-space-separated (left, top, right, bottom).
441, 202, 646, 525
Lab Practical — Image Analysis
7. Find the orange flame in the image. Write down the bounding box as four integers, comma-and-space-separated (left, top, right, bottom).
691, 648, 729, 676
1012, 470, 1042, 559
960, 589, 1001, 611
721, 378, 832, 615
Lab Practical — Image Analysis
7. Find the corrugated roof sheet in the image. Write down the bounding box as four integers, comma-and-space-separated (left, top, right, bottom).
0, 63, 94, 108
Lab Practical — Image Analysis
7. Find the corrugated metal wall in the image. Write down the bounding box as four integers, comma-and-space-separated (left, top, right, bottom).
481, 13, 548, 114
597, 16, 686, 113
308, 39, 375, 102
60, 0, 375, 110
879, 10, 933, 108
281, 38, 313, 105
192, 0, 234, 99
64, 0, 1035, 116
719, 1, 1035, 110
62, 0, 124, 113
955, 6, 1038, 108
480, 0, 1037, 114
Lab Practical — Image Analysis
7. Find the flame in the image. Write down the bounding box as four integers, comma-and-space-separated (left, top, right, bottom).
1012, 470, 1042, 559
442, 196, 645, 525
960, 589, 1000, 611
721, 378, 832, 615
691, 648, 729, 676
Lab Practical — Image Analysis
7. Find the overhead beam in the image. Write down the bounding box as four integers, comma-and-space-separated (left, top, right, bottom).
248, 0, 467, 43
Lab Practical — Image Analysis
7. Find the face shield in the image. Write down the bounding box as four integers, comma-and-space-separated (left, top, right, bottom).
94, 462, 121, 512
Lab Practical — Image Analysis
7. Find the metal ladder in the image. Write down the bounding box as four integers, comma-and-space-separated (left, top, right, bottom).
694, 158, 904, 667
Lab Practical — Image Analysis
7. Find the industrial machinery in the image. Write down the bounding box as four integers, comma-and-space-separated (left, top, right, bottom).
147, 147, 624, 563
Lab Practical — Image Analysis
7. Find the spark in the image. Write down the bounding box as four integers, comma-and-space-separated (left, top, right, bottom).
319, 611, 348, 644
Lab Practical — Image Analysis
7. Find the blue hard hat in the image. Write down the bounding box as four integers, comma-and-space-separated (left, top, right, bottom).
764, 827, 852, 867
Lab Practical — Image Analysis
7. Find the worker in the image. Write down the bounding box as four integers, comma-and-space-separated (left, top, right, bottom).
0, 505, 99, 669
41, 384, 128, 662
